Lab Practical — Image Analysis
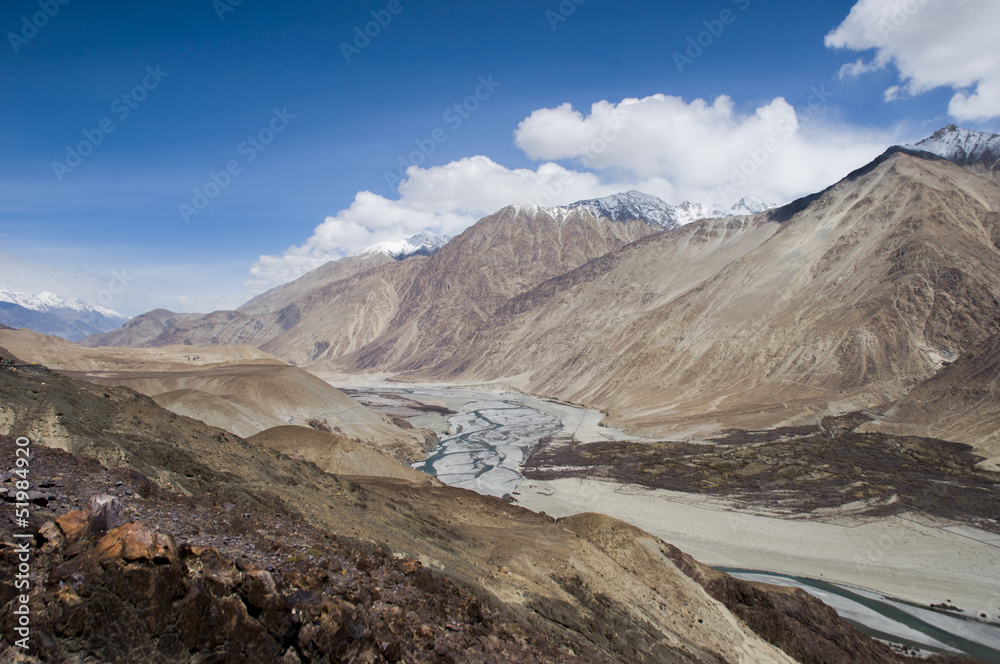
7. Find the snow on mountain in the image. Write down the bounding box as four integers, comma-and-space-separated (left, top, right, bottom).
728, 195, 772, 216
358, 193, 774, 267
906, 125, 1000, 170
0, 290, 128, 320
0, 290, 129, 341
566, 191, 684, 229
565, 190, 774, 229
355, 232, 452, 260
671, 201, 732, 227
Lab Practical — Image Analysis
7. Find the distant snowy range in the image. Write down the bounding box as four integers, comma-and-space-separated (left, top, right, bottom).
0, 290, 130, 342
565, 191, 772, 229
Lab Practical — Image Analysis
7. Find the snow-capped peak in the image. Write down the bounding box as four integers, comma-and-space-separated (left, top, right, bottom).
567, 191, 681, 229
568, 191, 774, 228
501, 191, 775, 230
355, 232, 452, 260
728, 195, 772, 216
905, 125, 1000, 170
671, 201, 732, 226
0, 289, 128, 321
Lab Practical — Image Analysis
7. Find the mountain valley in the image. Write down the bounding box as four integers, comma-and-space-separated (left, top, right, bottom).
5, 126, 1000, 663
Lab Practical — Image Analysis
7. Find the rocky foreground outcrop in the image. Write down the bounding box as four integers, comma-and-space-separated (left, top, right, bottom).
0, 442, 579, 663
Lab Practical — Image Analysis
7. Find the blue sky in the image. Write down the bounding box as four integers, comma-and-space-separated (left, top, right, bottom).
1, 0, 998, 315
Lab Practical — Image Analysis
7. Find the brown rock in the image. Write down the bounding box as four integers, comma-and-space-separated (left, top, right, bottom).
38, 520, 60, 541
54, 509, 88, 542
94, 523, 178, 564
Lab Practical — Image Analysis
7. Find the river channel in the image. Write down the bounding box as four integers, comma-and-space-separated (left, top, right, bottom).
722, 569, 1000, 663
410, 397, 562, 497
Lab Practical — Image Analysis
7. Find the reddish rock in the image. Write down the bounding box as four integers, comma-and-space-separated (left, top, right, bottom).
94, 523, 178, 564
54, 509, 88, 542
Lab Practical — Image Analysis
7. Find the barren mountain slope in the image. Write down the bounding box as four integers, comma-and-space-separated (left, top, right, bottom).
339, 205, 661, 372
253, 256, 427, 365
420, 212, 780, 383
0, 327, 275, 370
416, 151, 1000, 443
79, 307, 208, 347
239, 250, 396, 314
864, 331, 1000, 467
247, 424, 440, 484
0, 349, 820, 664
0, 328, 430, 459
79, 254, 422, 367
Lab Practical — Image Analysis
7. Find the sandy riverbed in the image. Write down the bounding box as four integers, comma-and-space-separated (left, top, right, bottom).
514, 477, 1000, 621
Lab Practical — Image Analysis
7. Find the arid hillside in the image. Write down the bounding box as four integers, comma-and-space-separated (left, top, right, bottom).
80, 147, 1000, 458
863, 331, 1000, 468
0, 329, 430, 460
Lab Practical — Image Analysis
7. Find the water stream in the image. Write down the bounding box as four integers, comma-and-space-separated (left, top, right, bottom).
720, 568, 1000, 663
412, 397, 562, 498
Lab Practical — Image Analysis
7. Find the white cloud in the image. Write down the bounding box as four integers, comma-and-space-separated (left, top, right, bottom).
245, 156, 667, 293
249, 95, 899, 294
837, 58, 883, 80
514, 94, 895, 205
826, 0, 1000, 121
244, 191, 478, 292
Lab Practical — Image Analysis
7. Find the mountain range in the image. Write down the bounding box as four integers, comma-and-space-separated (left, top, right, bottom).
0, 290, 129, 342
82, 190, 770, 360
83, 126, 1000, 468
5, 125, 1000, 663
564, 190, 771, 228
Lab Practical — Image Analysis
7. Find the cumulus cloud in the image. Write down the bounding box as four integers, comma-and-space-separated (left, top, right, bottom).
244, 192, 476, 293
826, 0, 1000, 121
245, 157, 665, 293
248, 95, 899, 293
514, 94, 895, 205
